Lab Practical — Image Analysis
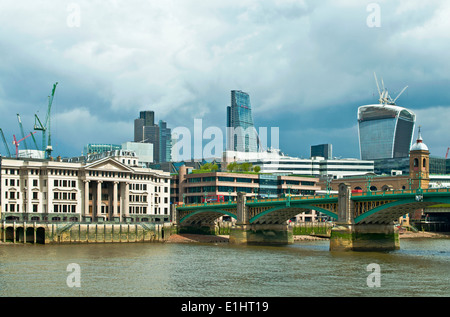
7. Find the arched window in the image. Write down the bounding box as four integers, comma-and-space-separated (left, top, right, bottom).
423, 158, 426, 168
414, 158, 419, 167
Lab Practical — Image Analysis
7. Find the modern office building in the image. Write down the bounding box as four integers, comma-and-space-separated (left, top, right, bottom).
121, 142, 154, 166
171, 165, 320, 204
223, 149, 374, 179
227, 90, 258, 153
1, 151, 171, 223
373, 155, 450, 176
158, 120, 172, 163
311, 144, 332, 159
134, 111, 172, 163
358, 104, 416, 160
84, 144, 121, 155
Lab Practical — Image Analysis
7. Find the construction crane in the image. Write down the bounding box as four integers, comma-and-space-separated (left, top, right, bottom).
373, 72, 408, 106
12, 132, 36, 158
30, 131, 40, 151
17, 114, 29, 153
446, 147, 450, 159
0, 128, 12, 157
34, 82, 58, 159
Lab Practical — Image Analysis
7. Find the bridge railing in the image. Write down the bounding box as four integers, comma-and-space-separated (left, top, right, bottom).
177, 187, 450, 208
352, 187, 450, 198
178, 193, 340, 208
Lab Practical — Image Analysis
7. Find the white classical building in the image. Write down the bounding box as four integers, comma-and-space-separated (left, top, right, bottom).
0, 150, 171, 223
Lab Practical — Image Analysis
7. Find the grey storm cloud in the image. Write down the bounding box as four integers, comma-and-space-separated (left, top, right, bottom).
0, 0, 449, 159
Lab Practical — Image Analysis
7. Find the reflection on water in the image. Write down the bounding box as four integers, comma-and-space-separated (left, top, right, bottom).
0, 239, 448, 297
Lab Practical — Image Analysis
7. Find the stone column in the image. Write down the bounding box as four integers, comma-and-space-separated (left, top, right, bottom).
229, 192, 293, 245
83, 180, 91, 222
96, 181, 103, 221
123, 182, 130, 222
113, 181, 119, 222
330, 183, 355, 251
330, 183, 399, 252
236, 192, 249, 225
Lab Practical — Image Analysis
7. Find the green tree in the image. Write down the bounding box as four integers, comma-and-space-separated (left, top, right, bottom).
241, 162, 252, 172
227, 162, 236, 172
254, 166, 261, 173
201, 162, 212, 170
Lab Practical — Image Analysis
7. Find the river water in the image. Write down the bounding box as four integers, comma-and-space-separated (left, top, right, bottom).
0, 238, 448, 297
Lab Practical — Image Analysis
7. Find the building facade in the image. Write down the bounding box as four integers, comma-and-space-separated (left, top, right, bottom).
358, 104, 416, 160
121, 142, 154, 166
227, 90, 258, 153
158, 120, 172, 163
134, 111, 172, 163
325, 130, 431, 192
0, 151, 171, 223
171, 165, 321, 204
223, 150, 374, 179
311, 144, 332, 159
84, 144, 121, 155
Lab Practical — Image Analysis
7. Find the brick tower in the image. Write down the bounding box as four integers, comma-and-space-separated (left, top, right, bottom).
409, 127, 430, 189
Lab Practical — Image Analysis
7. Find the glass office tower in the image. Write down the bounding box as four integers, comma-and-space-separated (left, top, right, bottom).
159, 120, 172, 163
227, 90, 258, 152
134, 111, 172, 163
358, 105, 416, 160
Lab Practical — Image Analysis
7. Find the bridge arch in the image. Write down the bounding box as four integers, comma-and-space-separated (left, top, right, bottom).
355, 197, 450, 224
179, 209, 237, 225
250, 205, 338, 224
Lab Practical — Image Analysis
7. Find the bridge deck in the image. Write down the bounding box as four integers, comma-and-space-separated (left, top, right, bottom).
177, 188, 450, 210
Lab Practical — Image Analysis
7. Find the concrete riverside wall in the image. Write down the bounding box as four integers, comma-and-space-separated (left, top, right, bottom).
1, 222, 174, 244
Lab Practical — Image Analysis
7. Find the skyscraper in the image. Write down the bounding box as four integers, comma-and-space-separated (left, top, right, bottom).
358, 75, 415, 160
159, 120, 172, 163
311, 144, 332, 159
358, 105, 416, 160
134, 111, 171, 163
227, 90, 258, 152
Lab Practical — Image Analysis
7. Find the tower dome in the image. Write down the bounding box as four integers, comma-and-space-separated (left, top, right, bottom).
410, 127, 429, 151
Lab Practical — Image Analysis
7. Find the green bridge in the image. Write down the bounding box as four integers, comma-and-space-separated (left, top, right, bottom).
176, 183, 450, 251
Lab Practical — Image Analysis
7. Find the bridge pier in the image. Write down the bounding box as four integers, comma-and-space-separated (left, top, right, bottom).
330, 223, 399, 252
329, 183, 400, 251
229, 193, 293, 245
230, 224, 293, 245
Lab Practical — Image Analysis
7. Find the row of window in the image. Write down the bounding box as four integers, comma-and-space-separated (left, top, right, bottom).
3, 204, 169, 214
54, 204, 77, 213
4, 179, 39, 187
130, 183, 148, 191
189, 177, 256, 183
4, 178, 76, 188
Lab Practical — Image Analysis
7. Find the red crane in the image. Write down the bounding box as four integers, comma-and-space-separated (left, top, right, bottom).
12, 132, 36, 158
446, 147, 450, 159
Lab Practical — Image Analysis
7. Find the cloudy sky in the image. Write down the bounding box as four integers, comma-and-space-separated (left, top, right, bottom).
0, 0, 449, 160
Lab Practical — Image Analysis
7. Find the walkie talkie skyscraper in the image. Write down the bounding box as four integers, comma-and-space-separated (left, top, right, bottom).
358, 74, 416, 160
